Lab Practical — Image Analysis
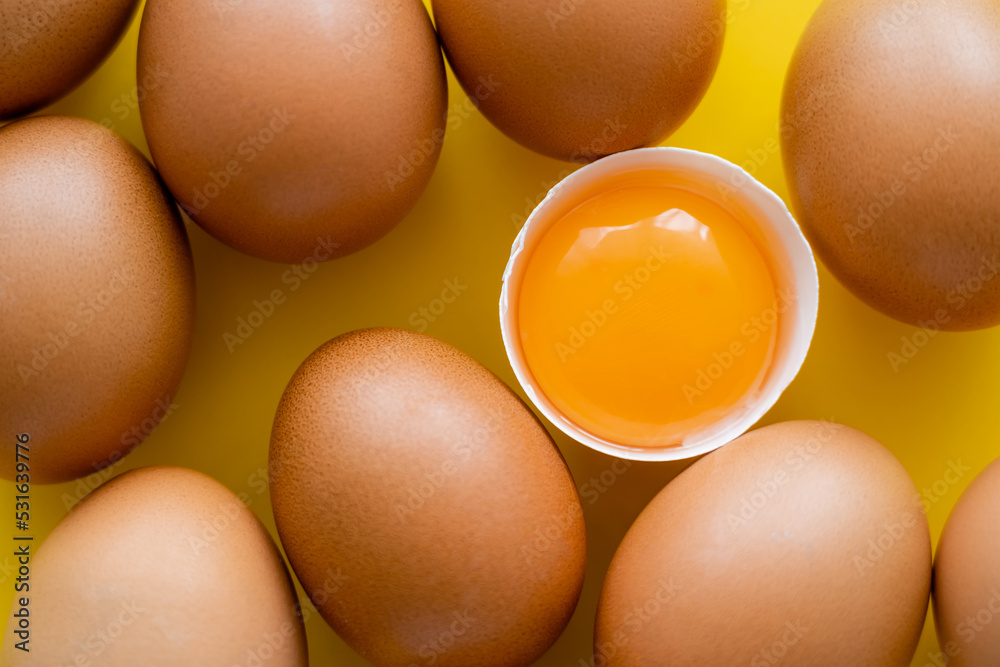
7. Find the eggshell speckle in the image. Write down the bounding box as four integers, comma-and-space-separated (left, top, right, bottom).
137, 0, 448, 263
782, 0, 1000, 329
933, 457, 1000, 665
269, 328, 586, 667
431, 0, 726, 162
0, 0, 139, 119
0, 116, 195, 484
595, 421, 930, 666
0, 466, 307, 666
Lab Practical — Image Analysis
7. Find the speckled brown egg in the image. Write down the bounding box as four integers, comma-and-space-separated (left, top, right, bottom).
137, 0, 448, 263
0, 116, 194, 484
934, 457, 1000, 665
431, 0, 726, 162
0, 0, 139, 120
269, 328, 586, 667
0, 466, 307, 666
782, 0, 1000, 330
595, 421, 931, 666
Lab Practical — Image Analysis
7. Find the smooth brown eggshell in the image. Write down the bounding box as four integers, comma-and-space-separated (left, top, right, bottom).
934, 457, 1000, 665
782, 0, 1000, 330
0, 116, 195, 484
0, 0, 139, 120
0, 466, 307, 666
269, 328, 586, 667
137, 0, 448, 263
595, 421, 931, 666
431, 0, 727, 162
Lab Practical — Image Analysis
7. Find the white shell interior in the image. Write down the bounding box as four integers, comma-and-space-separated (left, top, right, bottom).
499, 147, 820, 462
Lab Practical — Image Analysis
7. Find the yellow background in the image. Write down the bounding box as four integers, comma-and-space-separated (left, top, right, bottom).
2, 1, 991, 664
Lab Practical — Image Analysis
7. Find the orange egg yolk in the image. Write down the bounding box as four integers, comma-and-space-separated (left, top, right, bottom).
517, 177, 779, 449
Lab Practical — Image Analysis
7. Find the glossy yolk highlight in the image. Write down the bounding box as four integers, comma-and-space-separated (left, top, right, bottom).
518, 181, 779, 448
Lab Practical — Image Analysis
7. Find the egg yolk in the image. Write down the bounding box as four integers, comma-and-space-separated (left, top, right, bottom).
517, 177, 779, 449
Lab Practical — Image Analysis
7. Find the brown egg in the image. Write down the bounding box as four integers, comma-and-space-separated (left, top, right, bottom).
595, 421, 930, 666
269, 328, 586, 667
431, 0, 726, 162
0, 0, 139, 120
934, 457, 1000, 665
0, 466, 307, 666
137, 0, 448, 263
782, 0, 1000, 330
0, 116, 194, 484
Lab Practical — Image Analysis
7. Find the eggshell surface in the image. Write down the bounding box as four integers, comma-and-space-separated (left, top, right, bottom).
782, 0, 1000, 330
0, 116, 195, 484
0, 0, 139, 120
431, 0, 727, 162
595, 421, 931, 666
934, 457, 1000, 666
137, 0, 448, 263
0, 466, 307, 666
269, 328, 587, 667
